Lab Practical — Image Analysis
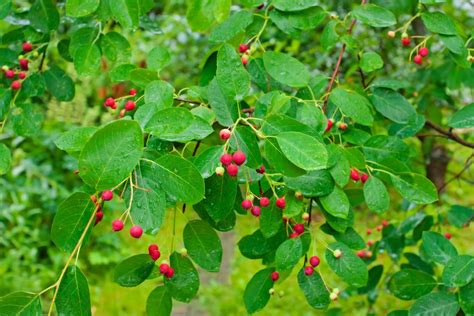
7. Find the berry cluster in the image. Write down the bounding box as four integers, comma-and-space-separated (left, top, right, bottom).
390, 31, 430, 65
325, 118, 348, 133
103, 88, 138, 117
239, 43, 250, 66
159, 262, 174, 279
1, 41, 37, 91
218, 150, 246, 177
349, 168, 369, 183
357, 219, 390, 259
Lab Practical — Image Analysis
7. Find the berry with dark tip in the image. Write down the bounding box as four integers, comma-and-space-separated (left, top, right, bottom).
219, 129, 231, 140
148, 244, 160, 261
112, 219, 124, 231
293, 223, 305, 234
276, 197, 286, 209
304, 266, 314, 276
350, 169, 360, 181
165, 267, 174, 279
232, 151, 246, 166
241, 56, 248, 66
18, 72, 26, 79
256, 165, 265, 174
5, 70, 14, 79
309, 256, 320, 267
251, 205, 261, 217
19, 59, 28, 71
101, 190, 113, 201
95, 211, 104, 225
159, 263, 170, 275
325, 119, 333, 132
239, 44, 249, 53
271, 271, 279, 282
361, 173, 369, 183
130, 225, 143, 238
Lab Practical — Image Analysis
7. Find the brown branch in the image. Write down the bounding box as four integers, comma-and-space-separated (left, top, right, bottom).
437, 154, 473, 193
323, 0, 367, 109
425, 120, 474, 149
173, 98, 201, 105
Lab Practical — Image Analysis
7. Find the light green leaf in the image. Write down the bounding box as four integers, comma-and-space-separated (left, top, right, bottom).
216, 44, 250, 101
0, 143, 12, 175
442, 255, 474, 287
360, 52, 384, 73
422, 231, 458, 265
388, 269, 437, 300
66, 0, 99, 17
422, 12, 457, 35
186, 0, 231, 32
263, 51, 310, 88
147, 47, 171, 71
144, 80, 174, 108
208, 78, 239, 126
264, 138, 306, 177
276, 132, 328, 171
54, 127, 97, 155
320, 186, 350, 219
352, 4, 396, 28
325, 242, 368, 287
364, 176, 389, 213
56, 265, 91, 316
275, 237, 303, 271
390, 173, 438, 205
209, 11, 253, 43
10, 104, 44, 137
272, 0, 318, 11
370, 88, 417, 124
146, 286, 172, 316
0, 292, 42, 316
74, 44, 101, 76
448, 103, 474, 128
101, 32, 131, 63
269, 7, 326, 36
409, 292, 460, 316
329, 88, 373, 126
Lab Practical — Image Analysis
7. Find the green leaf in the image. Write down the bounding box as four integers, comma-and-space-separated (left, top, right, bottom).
126, 161, 166, 235
0, 143, 12, 175
229, 125, 262, 168
144, 80, 174, 108
320, 186, 350, 219
10, 103, 44, 137
216, 44, 250, 101
269, 7, 326, 37
329, 88, 373, 126
448, 103, 474, 128
390, 173, 438, 205
325, 242, 368, 287
276, 132, 328, 171
130, 69, 157, 87
360, 52, 384, 73
146, 286, 172, 316
422, 231, 458, 265
260, 198, 283, 238
51, 192, 95, 253
272, 0, 318, 11
388, 269, 437, 300
275, 237, 303, 271
66, 0, 99, 17
447, 205, 473, 228
186, 0, 231, 32
183, 220, 223, 272
364, 135, 410, 162
370, 88, 417, 124
54, 127, 97, 155
439, 35, 466, 55
109, 0, 142, 29
113, 258, 154, 289
460, 281, 474, 314
43, 65, 75, 101
238, 229, 286, 259
421, 12, 457, 35
284, 170, 335, 197
328, 145, 350, 187
110, 63, 136, 82
320, 224, 365, 250
208, 78, 239, 126
79, 120, 143, 191
442, 255, 474, 287
264, 138, 306, 177
153, 154, 205, 205
18, 73, 46, 98
56, 265, 91, 316
364, 176, 389, 213
144, 108, 195, 141
209, 11, 253, 44
147, 47, 171, 71
263, 51, 310, 88
352, 4, 396, 28
164, 252, 200, 303
195, 173, 236, 220
28, 0, 59, 33
243, 268, 274, 314
321, 20, 339, 51
0, 88, 12, 120
193, 146, 225, 178
74, 44, 101, 76
100, 32, 131, 63
0, 1, 11, 19
0, 292, 42, 316
409, 292, 460, 316
297, 268, 330, 309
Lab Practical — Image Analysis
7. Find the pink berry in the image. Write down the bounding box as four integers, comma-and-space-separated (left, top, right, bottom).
125, 100, 136, 111
148, 244, 159, 253
357, 250, 366, 258
271, 271, 279, 282
338, 122, 347, 131
382, 220, 389, 227
104, 97, 115, 108
165, 267, 174, 279
220, 153, 233, 166
289, 232, 299, 238
130, 225, 143, 238
350, 169, 360, 181
5, 70, 14, 79
22, 42, 33, 52
149, 250, 161, 261
444, 232, 452, 240
129, 88, 137, 96
226, 164, 239, 177
11, 80, 21, 90
159, 263, 170, 275
251, 205, 261, 217
256, 165, 265, 174
413, 54, 423, 65
309, 256, 320, 267
259, 197, 270, 207
18, 72, 26, 79
232, 151, 246, 166
276, 197, 286, 209
361, 173, 369, 183
304, 266, 314, 276
401, 37, 411, 47
325, 119, 333, 132
293, 223, 305, 234
419, 47, 429, 57
241, 199, 253, 210
101, 190, 113, 201
219, 129, 231, 140
19, 59, 28, 71
239, 44, 249, 53
95, 211, 104, 225
112, 219, 124, 231
119, 109, 126, 117
367, 229, 372, 235
241, 56, 248, 66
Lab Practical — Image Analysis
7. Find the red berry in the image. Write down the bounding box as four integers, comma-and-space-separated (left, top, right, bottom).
149, 250, 161, 261
289, 232, 299, 238
376, 225, 382, 232
260, 197, 270, 207
241, 199, 253, 210
444, 232, 452, 240
256, 165, 265, 174
125, 100, 136, 111
219, 129, 231, 140
271, 271, 279, 282
276, 197, 286, 209
104, 97, 115, 108
101, 190, 113, 201
251, 205, 261, 217
239, 44, 249, 53
22, 42, 33, 52
119, 109, 126, 118
338, 122, 348, 131
382, 220, 389, 227
148, 244, 159, 253
367, 240, 374, 247
220, 153, 233, 166
350, 169, 360, 181
309, 256, 320, 267
232, 151, 246, 166
95, 211, 104, 225
367, 229, 372, 235
112, 219, 124, 231
293, 223, 305, 234
165, 267, 174, 279
357, 250, 366, 258
159, 263, 170, 275
19, 59, 28, 71
325, 119, 333, 132
413, 54, 423, 65
130, 225, 143, 238
419, 47, 429, 57
304, 266, 314, 276
5, 70, 14, 79
18, 72, 26, 79
241, 56, 248, 66
11, 80, 21, 90
361, 173, 369, 183
401, 37, 411, 47
226, 164, 239, 177
129, 88, 137, 96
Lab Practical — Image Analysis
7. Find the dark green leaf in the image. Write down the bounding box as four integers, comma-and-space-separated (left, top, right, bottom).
422, 12, 457, 35
28, 0, 59, 33
164, 252, 200, 303
448, 103, 474, 128
216, 44, 250, 101
297, 268, 330, 309
320, 186, 350, 219
442, 255, 474, 287
275, 237, 303, 271
66, 0, 99, 17
114, 254, 155, 287
146, 286, 172, 316
260, 198, 283, 238
422, 231, 458, 265
329, 88, 373, 126
325, 242, 368, 287
390, 173, 438, 205
370, 88, 417, 124
388, 269, 437, 300
352, 4, 396, 28
56, 265, 91, 316
409, 292, 460, 316
364, 176, 389, 213
43, 65, 75, 101
284, 170, 335, 197
243, 268, 274, 314
0, 292, 42, 316
263, 51, 310, 88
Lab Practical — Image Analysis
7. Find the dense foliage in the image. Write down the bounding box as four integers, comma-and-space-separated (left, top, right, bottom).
0, 0, 473, 315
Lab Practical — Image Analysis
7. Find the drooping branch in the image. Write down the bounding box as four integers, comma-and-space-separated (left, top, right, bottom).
424, 120, 474, 149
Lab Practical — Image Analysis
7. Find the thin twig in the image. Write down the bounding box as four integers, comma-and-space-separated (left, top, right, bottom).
425, 120, 474, 149
173, 97, 201, 105
437, 154, 473, 193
